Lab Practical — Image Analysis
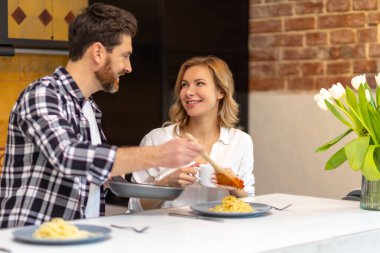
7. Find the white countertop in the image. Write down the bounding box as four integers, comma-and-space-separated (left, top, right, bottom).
1, 193, 380, 253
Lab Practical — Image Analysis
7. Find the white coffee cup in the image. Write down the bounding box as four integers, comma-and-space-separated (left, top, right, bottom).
197, 164, 216, 188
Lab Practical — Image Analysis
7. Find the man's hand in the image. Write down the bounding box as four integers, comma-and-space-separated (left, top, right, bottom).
157, 138, 203, 168
110, 138, 203, 177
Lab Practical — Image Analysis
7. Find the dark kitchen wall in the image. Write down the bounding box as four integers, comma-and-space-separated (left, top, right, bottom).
91, 0, 248, 146
91, 0, 163, 147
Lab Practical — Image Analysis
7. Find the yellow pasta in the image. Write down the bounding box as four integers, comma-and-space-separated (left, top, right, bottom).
33, 218, 94, 240
209, 195, 254, 213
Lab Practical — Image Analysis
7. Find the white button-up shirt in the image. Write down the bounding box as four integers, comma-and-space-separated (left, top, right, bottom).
128, 124, 255, 212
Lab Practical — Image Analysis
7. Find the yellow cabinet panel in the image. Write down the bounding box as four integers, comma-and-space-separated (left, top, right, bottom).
19, 54, 67, 81
8, 17, 21, 39
52, 0, 71, 19
0, 56, 19, 81
7, 0, 88, 42
72, 0, 88, 13
7, 0, 17, 13
0, 81, 29, 114
19, 17, 52, 40
19, 0, 51, 17
52, 19, 68, 41
0, 113, 9, 147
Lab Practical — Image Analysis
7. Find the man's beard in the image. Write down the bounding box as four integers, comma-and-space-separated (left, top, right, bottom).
95, 58, 120, 94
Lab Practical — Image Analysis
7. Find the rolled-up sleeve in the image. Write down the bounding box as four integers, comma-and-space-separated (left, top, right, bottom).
17, 82, 116, 185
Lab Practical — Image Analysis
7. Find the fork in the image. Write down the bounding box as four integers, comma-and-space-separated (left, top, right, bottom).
110, 224, 150, 233
0, 247, 11, 253
270, 203, 292, 211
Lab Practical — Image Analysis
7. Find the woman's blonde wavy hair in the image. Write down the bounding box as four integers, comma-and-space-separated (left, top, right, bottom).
167, 56, 239, 130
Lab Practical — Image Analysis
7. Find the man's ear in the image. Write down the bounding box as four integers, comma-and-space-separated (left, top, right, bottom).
91, 42, 103, 64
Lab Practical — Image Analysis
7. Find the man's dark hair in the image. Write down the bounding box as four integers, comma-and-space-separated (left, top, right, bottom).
68, 3, 138, 61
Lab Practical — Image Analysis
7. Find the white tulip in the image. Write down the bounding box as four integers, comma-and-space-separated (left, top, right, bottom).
351, 74, 366, 90
314, 93, 322, 102
314, 88, 332, 111
319, 88, 332, 99
329, 82, 346, 99
375, 73, 380, 87
365, 89, 371, 102
316, 99, 328, 111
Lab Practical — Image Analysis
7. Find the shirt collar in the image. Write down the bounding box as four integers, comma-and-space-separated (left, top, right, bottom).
53, 66, 87, 107
175, 124, 230, 145
219, 127, 229, 145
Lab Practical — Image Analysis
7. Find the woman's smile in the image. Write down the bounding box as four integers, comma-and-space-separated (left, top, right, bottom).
186, 99, 202, 105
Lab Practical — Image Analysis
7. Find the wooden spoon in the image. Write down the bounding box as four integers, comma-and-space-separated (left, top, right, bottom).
185, 133, 244, 189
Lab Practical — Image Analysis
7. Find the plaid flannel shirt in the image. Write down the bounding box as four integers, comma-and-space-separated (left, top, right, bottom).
0, 67, 117, 228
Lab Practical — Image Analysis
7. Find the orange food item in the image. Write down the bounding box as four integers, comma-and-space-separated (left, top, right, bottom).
216, 173, 244, 189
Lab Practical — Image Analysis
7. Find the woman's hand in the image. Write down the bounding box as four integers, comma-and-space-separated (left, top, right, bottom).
159, 163, 200, 188
211, 169, 248, 197
210, 168, 236, 190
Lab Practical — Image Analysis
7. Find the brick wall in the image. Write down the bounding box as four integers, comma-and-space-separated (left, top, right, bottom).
249, 0, 380, 91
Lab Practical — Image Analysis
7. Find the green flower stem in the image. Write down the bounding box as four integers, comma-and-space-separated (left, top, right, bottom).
334, 99, 361, 135
341, 97, 378, 145
339, 97, 363, 133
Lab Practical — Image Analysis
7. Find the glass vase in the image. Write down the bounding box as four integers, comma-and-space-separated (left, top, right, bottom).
360, 176, 380, 210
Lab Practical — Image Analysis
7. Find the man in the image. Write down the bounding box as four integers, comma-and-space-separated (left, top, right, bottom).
0, 3, 203, 228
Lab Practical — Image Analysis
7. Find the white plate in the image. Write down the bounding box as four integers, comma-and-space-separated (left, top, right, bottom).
13, 224, 111, 245
190, 201, 271, 217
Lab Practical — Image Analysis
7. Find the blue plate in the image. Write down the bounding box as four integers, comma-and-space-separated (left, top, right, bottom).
13, 224, 111, 245
190, 201, 271, 217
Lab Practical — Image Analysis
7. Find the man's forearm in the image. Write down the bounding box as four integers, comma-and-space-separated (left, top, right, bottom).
109, 138, 203, 178
110, 146, 159, 177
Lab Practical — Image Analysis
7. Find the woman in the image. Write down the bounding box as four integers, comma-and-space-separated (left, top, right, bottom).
128, 56, 254, 211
